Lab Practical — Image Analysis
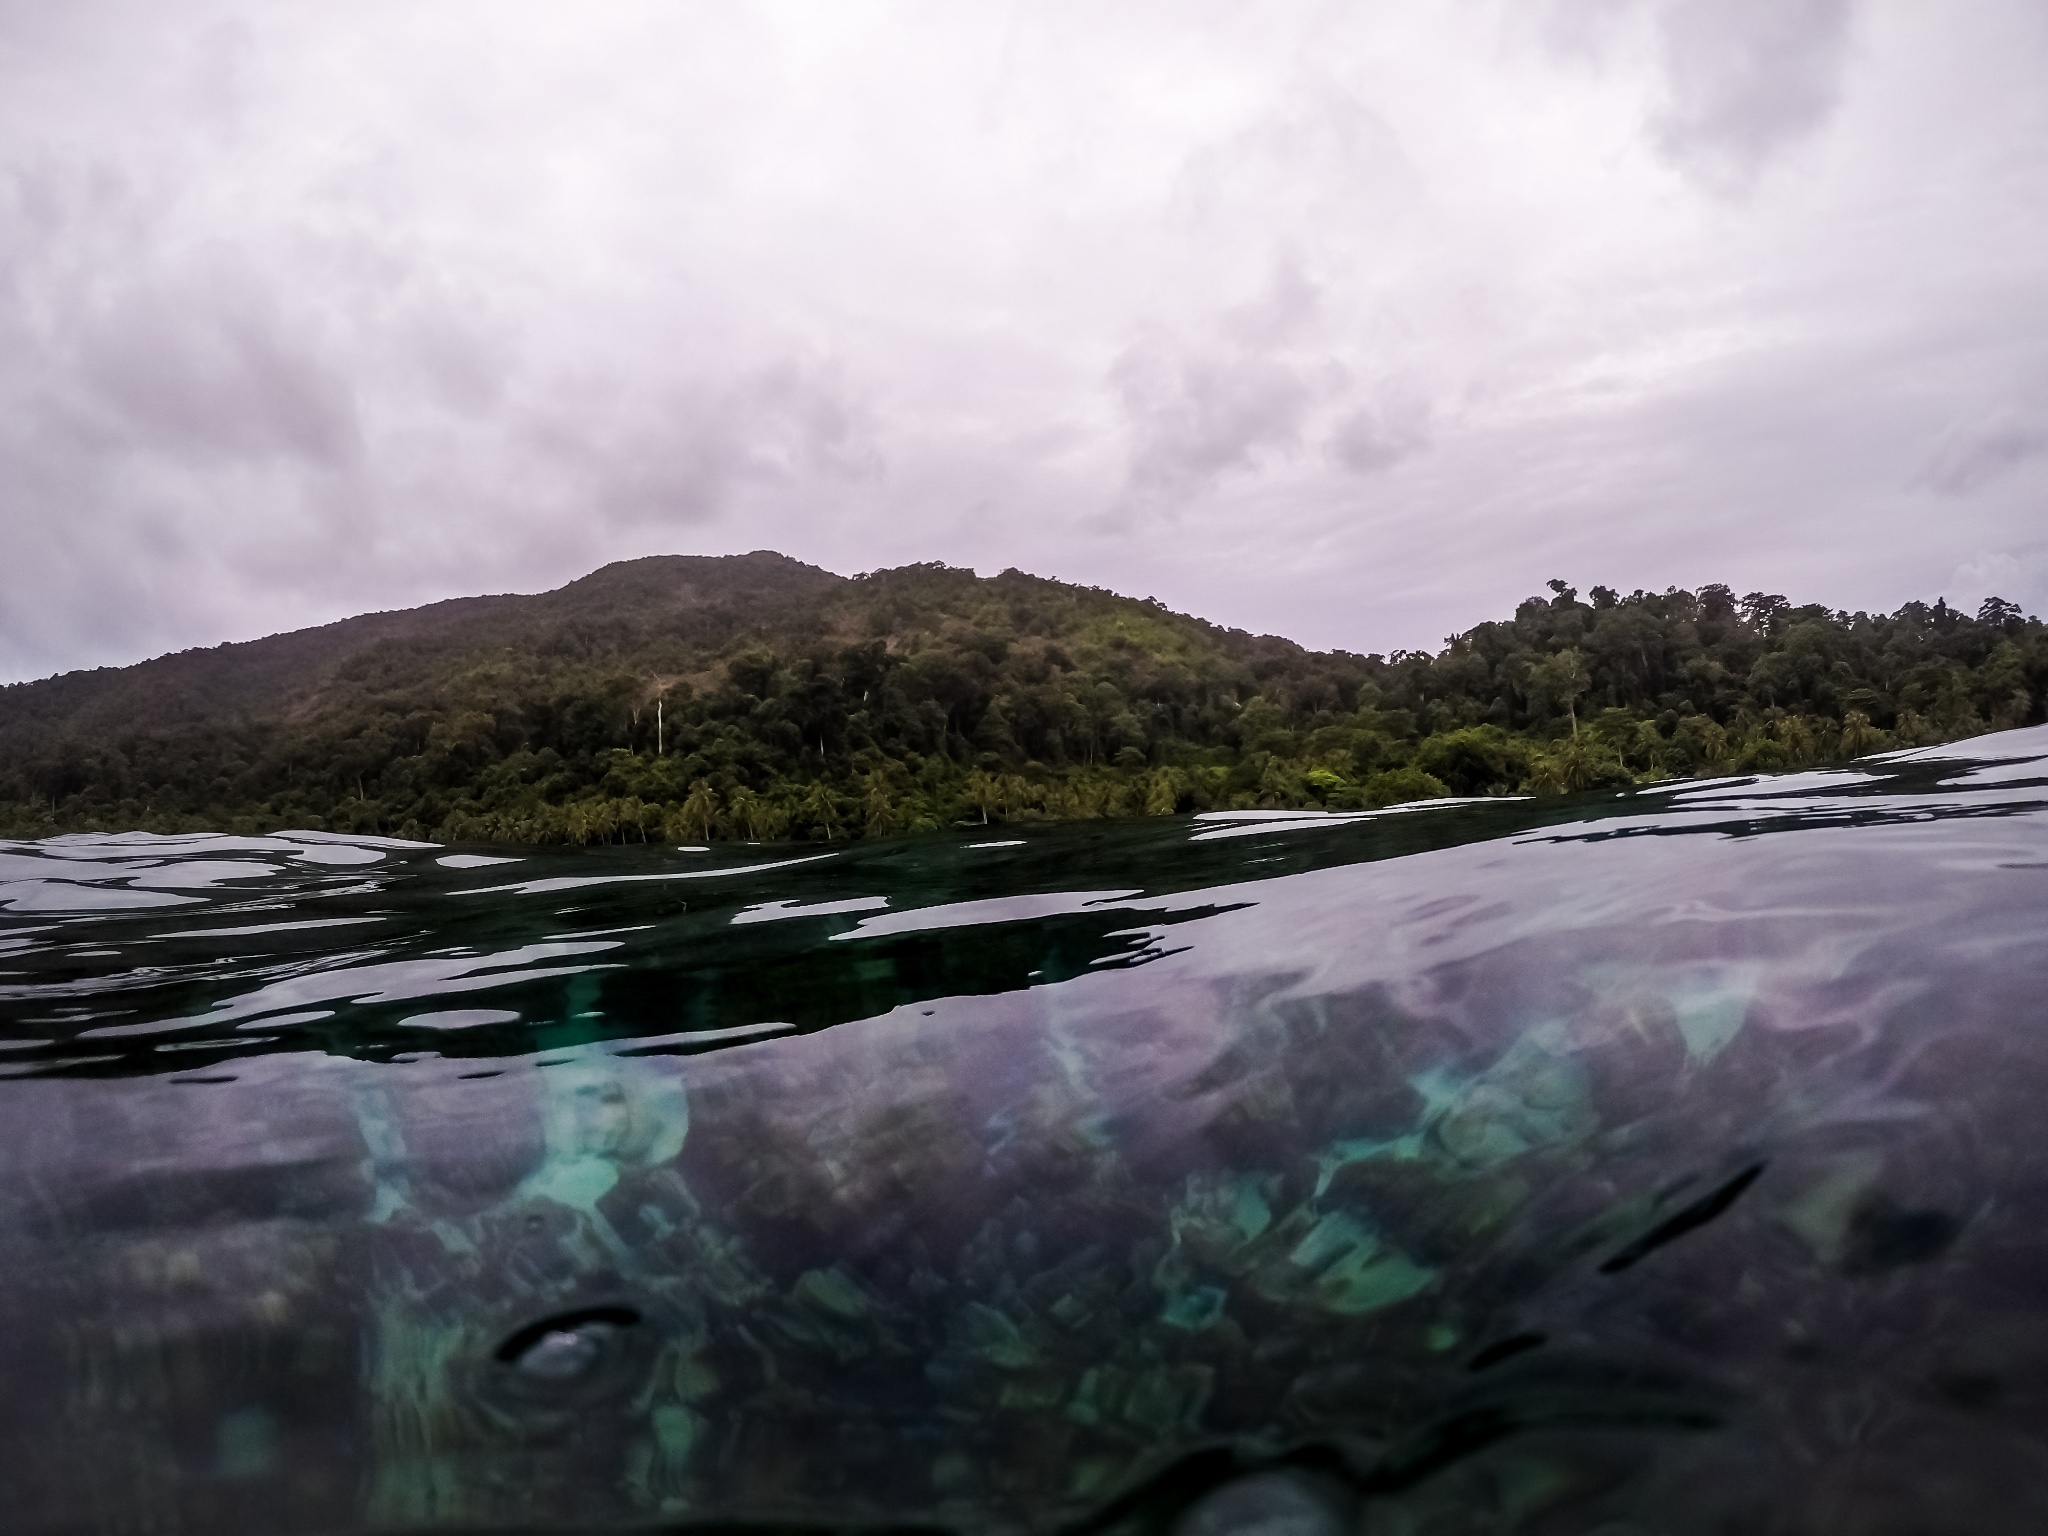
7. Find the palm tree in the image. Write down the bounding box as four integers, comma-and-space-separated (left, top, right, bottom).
724, 785, 763, 840
1143, 767, 1185, 815
800, 781, 842, 839
676, 782, 719, 841
1775, 715, 1818, 767
1255, 754, 1297, 808
1837, 710, 1883, 758
860, 774, 902, 837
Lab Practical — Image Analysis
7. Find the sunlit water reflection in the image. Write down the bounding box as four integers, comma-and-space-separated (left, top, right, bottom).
3, 728, 2048, 1533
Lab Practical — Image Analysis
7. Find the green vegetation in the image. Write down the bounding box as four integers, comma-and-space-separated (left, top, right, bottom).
1, 555, 2042, 844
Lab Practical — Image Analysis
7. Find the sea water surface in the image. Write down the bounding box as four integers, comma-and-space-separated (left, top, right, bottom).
4, 728, 2048, 1535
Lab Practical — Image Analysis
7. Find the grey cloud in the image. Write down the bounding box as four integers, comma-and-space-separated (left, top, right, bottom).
1112, 249, 1432, 497
185, 18, 256, 144
528, 357, 883, 529
1915, 417, 2048, 497
0, 1, 2042, 680
586, 408, 741, 528
1110, 328, 1327, 497
1170, 77, 1417, 244
0, 425, 237, 681
1, 146, 362, 470
742, 358, 885, 483
1220, 253, 1322, 350
1328, 390, 1432, 476
73, 266, 363, 467
404, 305, 516, 419
1651, 0, 1857, 193
1533, 0, 1646, 62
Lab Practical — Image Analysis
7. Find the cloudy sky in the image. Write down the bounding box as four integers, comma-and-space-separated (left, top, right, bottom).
1, 0, 2044, 682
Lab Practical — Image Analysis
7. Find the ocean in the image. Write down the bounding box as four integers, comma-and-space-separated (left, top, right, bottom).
4, 727, 2048, 1534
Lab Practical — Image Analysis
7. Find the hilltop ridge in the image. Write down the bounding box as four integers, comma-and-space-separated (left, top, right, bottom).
1, 556, 2041, 843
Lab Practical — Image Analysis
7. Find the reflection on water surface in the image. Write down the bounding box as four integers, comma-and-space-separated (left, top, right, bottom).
3, 728, 2048, 1533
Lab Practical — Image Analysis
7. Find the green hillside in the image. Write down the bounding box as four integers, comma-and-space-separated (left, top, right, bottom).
1, 554, 2042, 844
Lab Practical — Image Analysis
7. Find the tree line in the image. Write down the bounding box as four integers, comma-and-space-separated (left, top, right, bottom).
1, 554, 2041, 845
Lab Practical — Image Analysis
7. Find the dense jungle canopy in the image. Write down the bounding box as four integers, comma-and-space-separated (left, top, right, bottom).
1, 552, 2043, 845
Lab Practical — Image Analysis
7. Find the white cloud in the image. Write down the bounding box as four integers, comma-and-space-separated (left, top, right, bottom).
1948, 551, 2047, 620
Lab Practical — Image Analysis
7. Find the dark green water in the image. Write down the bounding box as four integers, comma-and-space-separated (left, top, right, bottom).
4, 727, 2048, 1535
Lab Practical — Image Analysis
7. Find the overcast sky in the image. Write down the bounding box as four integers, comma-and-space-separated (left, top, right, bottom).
1, 0, 2044, 682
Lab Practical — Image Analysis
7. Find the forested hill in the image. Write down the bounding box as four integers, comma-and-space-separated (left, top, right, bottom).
1, 553, 2043, 844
